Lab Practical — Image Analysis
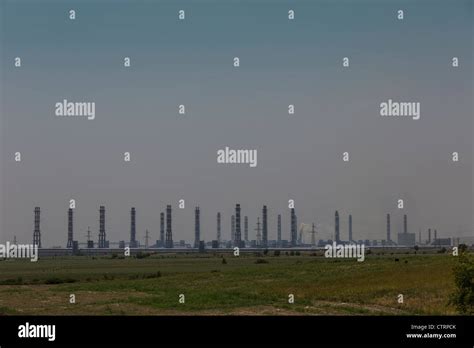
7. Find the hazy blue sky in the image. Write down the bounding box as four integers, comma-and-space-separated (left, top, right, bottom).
1, 0, 472, 246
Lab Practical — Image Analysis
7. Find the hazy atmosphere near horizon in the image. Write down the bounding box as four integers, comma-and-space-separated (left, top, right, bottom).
0, 0, 472, 247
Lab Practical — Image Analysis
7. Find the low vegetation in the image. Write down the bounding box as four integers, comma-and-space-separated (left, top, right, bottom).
0, 251, 468, 315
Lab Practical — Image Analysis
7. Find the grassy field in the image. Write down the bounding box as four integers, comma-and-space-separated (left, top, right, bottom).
0, 251, 463, 315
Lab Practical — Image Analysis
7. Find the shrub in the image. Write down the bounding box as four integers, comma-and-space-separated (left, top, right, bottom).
143, 271, 161, 279
255, 259, 269, 264
449, 253, 474, 314
274, 250, 281, 257
102, 274, 115, 281
45, 277, 76, 284
0, 277, 23, 285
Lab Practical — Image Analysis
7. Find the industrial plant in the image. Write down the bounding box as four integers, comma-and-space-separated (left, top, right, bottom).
20, 201, 468, 257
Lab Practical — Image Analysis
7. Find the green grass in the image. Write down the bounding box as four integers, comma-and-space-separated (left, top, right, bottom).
0, 252, 463, 315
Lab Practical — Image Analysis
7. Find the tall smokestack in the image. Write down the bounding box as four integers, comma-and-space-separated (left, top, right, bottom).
403, 214, 407, 234
290, 208, 297, 247
348, 214, 352, 242
67, 208, 73, 248
277, 214, 282, 246
262, 205, 268, 248
335, 211, 340, 243
217, 212, 221, 244
98, 206, 106, 248
428, 228, 431, 244
244, 216, 248, 242
194, 207, 200, 248
33, 207, 41, 248
160, 212, 165, 246
130, 207, 137, 248
256, 217, 262, 245
295, 215, 298, 244
235, 204, 241, 247
386, 213, 391, 243
434, 229, 437, 241
166, 205, 173, 248
231, 215, 235, 242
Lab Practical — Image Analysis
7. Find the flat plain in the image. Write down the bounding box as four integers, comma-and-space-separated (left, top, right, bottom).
0, 251, 462, 315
